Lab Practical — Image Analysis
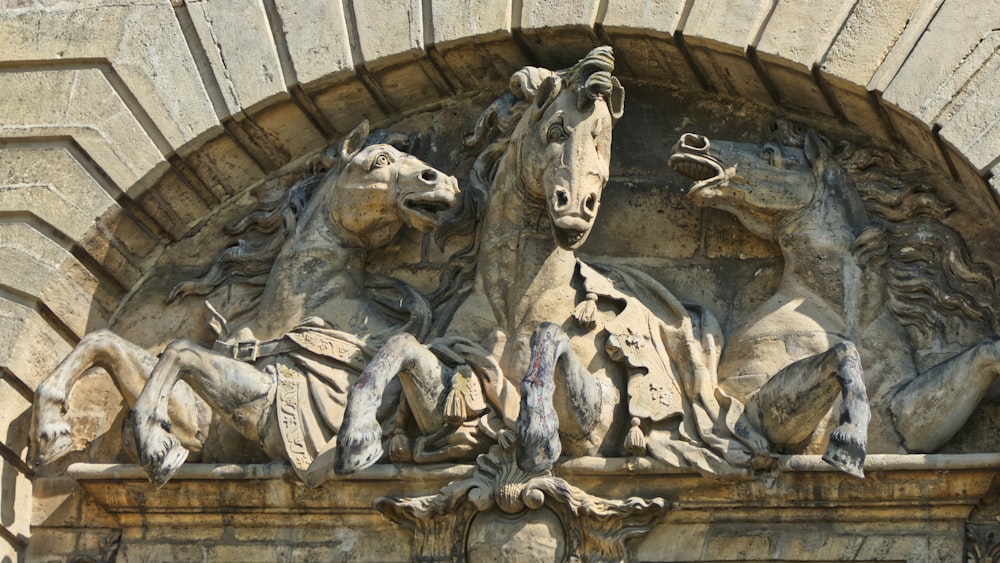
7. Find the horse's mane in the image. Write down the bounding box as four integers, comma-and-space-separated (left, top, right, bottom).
428, 47, 621, 334
165, 172, 321, 306
167, 130, 416, 309
770, 119, 998, 339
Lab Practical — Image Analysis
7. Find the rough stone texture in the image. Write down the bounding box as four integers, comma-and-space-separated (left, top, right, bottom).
29, 458, 997, 562
351, 0, 425, 65
0, 69, 167, 195
4, 0, 1000, 559
429, 0, 511, 46
681, 0, 774, 103
271, 0, 355, 86
882, 0, 1000, 121
820, 0, 922, 88
602, 0, 684, 34
184, 0, 287, 116
0, 2, 218, 150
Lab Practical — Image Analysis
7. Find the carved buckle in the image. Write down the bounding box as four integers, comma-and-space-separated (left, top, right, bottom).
233, 340, 259, 362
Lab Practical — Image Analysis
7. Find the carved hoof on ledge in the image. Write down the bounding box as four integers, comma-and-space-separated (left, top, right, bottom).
33, 422, 74, 466
144, 438, 189, 489
823, 427, 866, 479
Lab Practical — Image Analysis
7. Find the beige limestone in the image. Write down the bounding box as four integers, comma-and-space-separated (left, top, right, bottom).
270, 0, 353, 87
429, 0, 511, 46
602, 0, 684, 34
4, 1, 1000, 560
0, 69, 167, 195
882, 0, 1000, 122
682, 0, 772, 46
821, 0, 923, 88
351, 0, 425, 65
184, 0, 286, 117
0, 2, 217, 151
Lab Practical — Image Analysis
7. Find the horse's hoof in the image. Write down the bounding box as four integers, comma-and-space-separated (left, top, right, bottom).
34, 423, 74, 465
143, 436, 189, 489
334, 422, 383, 475
823, 426, 866, 479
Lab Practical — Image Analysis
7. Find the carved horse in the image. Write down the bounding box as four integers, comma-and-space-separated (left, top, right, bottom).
333, 47, 627, 475
670, 124, 1000, 474
32, 120, 460, 487
335, 49, 763, 479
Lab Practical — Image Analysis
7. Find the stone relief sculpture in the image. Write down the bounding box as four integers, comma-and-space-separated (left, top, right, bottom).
669, 120, 1000, 464
376, 443, 666, 562
334, 47, 773, 482
25, 43, 1000, 562
31, 120, 460, 487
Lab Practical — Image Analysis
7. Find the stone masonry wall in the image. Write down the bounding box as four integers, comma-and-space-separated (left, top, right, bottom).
3, 0, 1000, 559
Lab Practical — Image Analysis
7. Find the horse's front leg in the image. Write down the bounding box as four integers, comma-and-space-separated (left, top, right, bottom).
335, 333, 446, 475
517, 322, 601, 473
32, 329, 208, 466
889, 336, 1000, 452
131, 339, 275, 488
748, 341, 869, 477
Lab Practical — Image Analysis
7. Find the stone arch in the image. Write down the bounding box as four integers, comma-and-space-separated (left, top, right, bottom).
3, 0, 999, 556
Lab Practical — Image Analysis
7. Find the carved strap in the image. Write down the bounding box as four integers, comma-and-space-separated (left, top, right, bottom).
213, 338, 296, 362
274, 363, 313, 473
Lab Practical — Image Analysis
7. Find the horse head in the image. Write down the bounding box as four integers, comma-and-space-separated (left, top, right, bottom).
669, 122, 868, 243
323, 120, 460, 249
510, 47, 624, 249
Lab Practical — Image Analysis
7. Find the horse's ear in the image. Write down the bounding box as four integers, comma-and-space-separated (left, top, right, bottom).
340, 119, 371, 161
608, 76, 625, 122
803, 130, 829, 164
533, 75, 561, 114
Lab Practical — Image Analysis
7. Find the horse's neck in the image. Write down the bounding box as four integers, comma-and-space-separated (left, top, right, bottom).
476, 168, 577, 334
774, 207, 874, 338
250, 205, 370, 340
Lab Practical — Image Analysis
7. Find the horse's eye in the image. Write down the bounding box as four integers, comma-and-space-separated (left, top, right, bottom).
547, 122, 568, 143
370, 153, 392, 170
761, 146, 776, 166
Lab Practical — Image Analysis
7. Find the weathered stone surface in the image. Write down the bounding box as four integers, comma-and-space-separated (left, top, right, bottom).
5, 2, 1000, 560
38, 457, 998, 562
0, 69, 166, 195
351, 0, 425, 65
884, 0, 1000, 112
602, 0, 684, 34
0, 2, 217, 150
430, 0, 511, 46
0, 300, 72, 390
936, 34, 1000, 173
271, 0, 354, 86
820, 0, 922, 88
184, 0, 286, 116
0, 224, 107, 338
682, 0, 771, 46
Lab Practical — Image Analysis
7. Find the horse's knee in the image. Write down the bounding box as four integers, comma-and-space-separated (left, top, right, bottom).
530, 322, 564, 345
383, 332, 419, 350
161, 339, 201, 362
830, 341, 859, 361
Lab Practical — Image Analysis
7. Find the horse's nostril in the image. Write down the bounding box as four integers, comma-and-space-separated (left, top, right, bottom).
555, 189, 569, 209
420, 169, 438, 182
584, 193, 597, 212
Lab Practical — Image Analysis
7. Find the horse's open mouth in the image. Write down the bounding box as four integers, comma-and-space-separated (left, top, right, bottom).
402, 190, 457, 227
668, 152, 727, 193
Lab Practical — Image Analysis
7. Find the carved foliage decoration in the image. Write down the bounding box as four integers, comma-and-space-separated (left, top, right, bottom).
376, 445, 667, 562
967, 524, 1000, 563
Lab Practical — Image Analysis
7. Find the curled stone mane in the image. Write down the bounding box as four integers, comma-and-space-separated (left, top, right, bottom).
166, 173, 320, 305
771, 120, 998, 338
